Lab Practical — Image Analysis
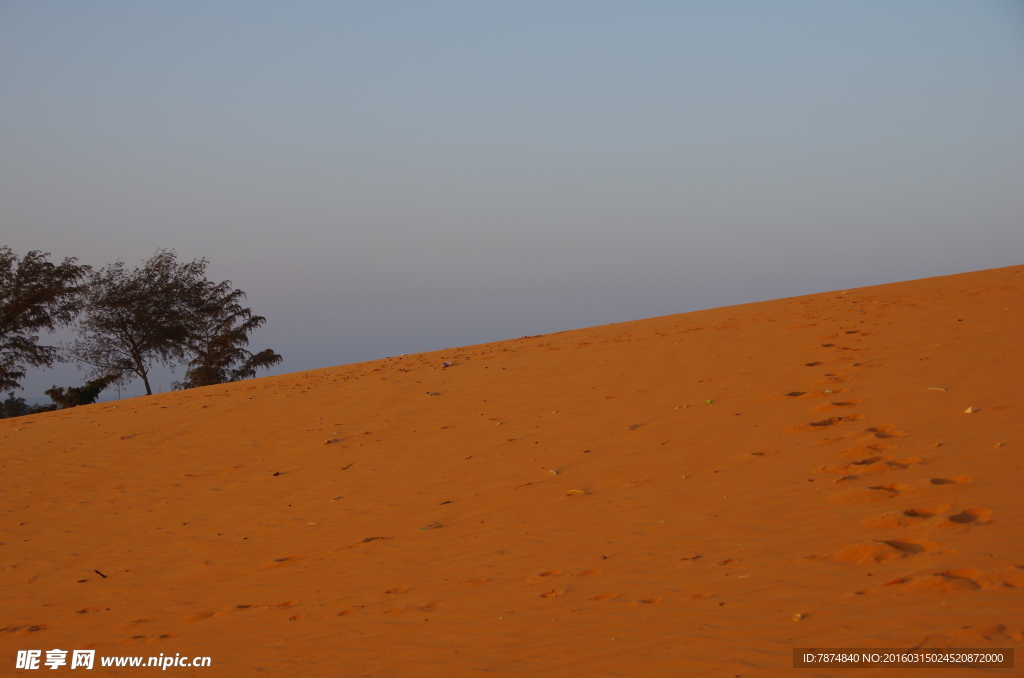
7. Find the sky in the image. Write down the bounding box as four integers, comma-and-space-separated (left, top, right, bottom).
2, 1, 1023, 403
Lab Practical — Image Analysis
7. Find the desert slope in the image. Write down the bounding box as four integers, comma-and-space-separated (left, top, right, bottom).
2, 265, 1022, 676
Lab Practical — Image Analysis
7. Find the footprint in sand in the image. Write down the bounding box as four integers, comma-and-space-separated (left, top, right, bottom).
261, 555, 308, 568
831, 538, 937, 565
877, 538, 939, 555
931, 507, 993, 530
913, 623, 1022, 648
763, 390, 847, 402
861, 505, 951, 528
929, 476, 972, 485
829, 483, 913, 504
897, 570, 986, 593
814, 456, 921, 476
944, 507, 992, 524
810, 399, 863, 412
336, 536, 393, 549
787, 414, 865, 433
335, 605, 365, 616
836, 444, 894, 458
538, 570, 563, 577
815, 434, 856, 446
810, 374, 851, 387
902, 506, 948, 519
1003, 568, 1024, 588
811, 415, 865, 427
119, 634, 177, 643
956, 624, 1020, 641
2, 624, 49, 637
864, 425, 908, 439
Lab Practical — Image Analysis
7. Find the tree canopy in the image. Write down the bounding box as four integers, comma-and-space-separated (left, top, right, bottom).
0, 392, 55, 418
0, 247, 89, 392
174, 279, 283, 389
70, 250, 213, 395
45, 375, 116, 409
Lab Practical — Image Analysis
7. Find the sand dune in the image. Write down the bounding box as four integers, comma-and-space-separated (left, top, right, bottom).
2, 265, 1022, 676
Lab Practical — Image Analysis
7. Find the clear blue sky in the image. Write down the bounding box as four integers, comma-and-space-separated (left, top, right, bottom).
2, 1, 1023, 402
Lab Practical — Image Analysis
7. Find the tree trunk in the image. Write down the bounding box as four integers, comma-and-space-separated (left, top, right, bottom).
131, 350, 152, 395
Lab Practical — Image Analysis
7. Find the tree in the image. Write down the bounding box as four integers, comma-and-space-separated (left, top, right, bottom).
70, 249, 282, 395
70, 249, 208, 395
173, 279, 282, 389
0, 392, 55, 418
44, 375, 116, 409
0, 247, 88, 392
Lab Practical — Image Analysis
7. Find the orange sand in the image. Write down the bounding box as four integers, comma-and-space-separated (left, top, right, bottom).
2, 266, 1022, 676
